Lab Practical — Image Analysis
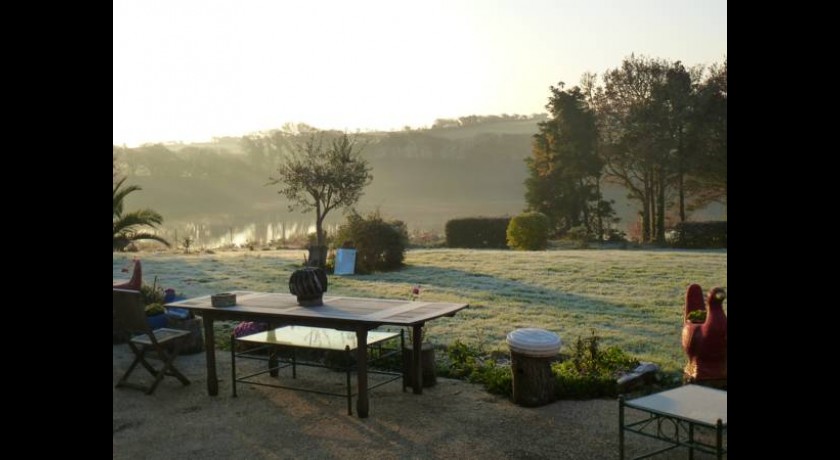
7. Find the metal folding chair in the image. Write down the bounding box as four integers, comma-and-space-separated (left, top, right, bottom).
113, 288, 191, 394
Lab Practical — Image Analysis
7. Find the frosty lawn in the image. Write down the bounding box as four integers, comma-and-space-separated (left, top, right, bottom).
113, 248, 727, 374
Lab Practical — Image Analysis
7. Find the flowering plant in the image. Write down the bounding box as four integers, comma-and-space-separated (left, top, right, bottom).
409, 284, 421, 301
407, 284, 432, 344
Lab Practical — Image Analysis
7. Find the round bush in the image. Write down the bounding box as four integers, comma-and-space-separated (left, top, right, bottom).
335, 211, 408, 273
507, 212, 550, 250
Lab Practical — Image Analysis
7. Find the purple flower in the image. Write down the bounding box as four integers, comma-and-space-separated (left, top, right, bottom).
233, 321, 269, 338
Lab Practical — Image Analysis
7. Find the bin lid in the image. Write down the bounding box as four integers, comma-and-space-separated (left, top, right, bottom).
506, 328, 562, 357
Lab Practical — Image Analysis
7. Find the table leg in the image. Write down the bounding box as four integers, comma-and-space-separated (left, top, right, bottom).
688, 422, 694, 460
412, 324, 423, 394
355, 327, 369, 418
202, 314, 218, 396
618, 395, 625, 460
716, 419, 723, 460
268, 322, 279, 377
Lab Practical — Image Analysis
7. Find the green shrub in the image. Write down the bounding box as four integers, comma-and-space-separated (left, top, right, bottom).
439, 340, 512, 396
439, 331, 640, 400
445, 217, 511, 248
507, 212, 550, 250
334, 210, 408, 273
566, 225, 591, 248
554, 331, 639, 399
473, 361, 512, 396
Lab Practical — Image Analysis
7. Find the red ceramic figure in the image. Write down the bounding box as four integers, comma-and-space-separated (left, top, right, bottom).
114, 259, 142, 291
681, 284, 727, 387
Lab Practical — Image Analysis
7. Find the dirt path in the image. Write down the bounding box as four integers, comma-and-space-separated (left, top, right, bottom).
113, 345, 721, 459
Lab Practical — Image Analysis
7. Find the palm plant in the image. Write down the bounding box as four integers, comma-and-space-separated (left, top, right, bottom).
113, 177, 170, 251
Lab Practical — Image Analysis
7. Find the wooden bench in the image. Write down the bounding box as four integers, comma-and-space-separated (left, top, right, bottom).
231, 325, 404, 415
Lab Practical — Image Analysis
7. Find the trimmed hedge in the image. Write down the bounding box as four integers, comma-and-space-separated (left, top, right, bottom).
671, 221, 727, 248
445, 217, 511, 249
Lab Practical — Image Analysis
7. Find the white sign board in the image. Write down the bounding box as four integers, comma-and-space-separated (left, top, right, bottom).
334, 249, 357, 275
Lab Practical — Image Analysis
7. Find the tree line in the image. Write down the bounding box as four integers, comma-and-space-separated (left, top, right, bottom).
112, 120, 538, 230
114, 55, 726, 243
525, 54, 726, 243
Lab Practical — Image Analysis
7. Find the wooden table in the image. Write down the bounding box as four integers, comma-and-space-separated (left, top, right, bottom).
165, 291, 469, 418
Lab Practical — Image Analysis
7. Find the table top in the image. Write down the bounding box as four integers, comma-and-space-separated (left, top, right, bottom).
624, 384, 727, 426
237, 325, 400, 351
165, 291, 469, 327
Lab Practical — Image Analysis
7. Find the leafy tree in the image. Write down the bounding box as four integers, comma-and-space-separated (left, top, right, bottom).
596, 55, 723, 243
268, 132, 372, 267
113, 149, 120, 181
113, 177, 170, 251
685, 58, 727, 212
525, 83, 609, 237
133, 143, 183, 177
648, 60, 700, 236
654, 61, 695, 224
241, 129, 292, 172
599, 55, 672, 243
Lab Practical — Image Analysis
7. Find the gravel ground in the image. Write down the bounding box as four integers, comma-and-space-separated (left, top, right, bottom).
113, 345, 725, 459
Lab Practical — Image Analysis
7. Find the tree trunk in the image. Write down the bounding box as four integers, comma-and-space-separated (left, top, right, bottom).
579, 179, 591, 236
315, 205, 325, 247
642, 179, 653, 243
307, 245, 328, 268
656, 169, 666, 245
309, 207, 327, 268
677, 132, 686, 223
678, 172, 686, 222
594, 177, 604, 240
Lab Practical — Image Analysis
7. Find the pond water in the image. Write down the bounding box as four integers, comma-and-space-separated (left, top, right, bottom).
152, 198, 526, 249
157, 217, 334, 249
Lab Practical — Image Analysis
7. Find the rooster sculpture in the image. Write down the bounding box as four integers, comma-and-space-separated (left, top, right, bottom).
681, 284, 727, 387
113, 259, 142, 291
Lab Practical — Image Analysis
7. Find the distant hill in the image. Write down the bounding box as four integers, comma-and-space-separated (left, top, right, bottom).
117, 114, 724, 246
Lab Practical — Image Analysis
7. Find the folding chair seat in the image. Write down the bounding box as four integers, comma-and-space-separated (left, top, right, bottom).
113, 288, 191, 395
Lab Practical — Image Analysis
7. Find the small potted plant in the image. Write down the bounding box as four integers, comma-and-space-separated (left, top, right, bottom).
145, 302, 167, 329
140, 277, 168, 330
686, 309, 707, 323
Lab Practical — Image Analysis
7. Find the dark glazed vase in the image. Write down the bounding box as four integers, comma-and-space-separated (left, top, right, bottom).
681, 284, 727, 388
289, 267, 328, 306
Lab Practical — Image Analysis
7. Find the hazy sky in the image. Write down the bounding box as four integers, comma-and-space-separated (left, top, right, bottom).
113, 0, 726, 147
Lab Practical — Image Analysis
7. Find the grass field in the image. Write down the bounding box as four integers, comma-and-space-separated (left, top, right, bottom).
113, 248, 727, 374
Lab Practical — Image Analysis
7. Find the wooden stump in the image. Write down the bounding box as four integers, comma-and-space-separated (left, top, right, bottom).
165, 316, 205, 354
510, 351, 556, 407
402, 343, 437, 388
